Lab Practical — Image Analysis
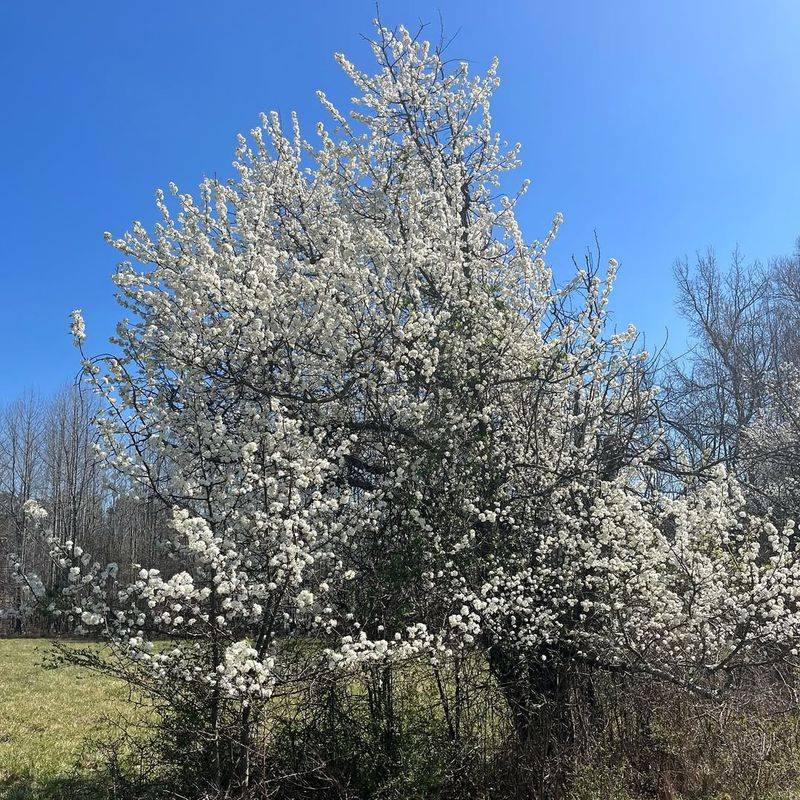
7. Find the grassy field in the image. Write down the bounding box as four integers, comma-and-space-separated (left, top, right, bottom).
0, 638, 134, 799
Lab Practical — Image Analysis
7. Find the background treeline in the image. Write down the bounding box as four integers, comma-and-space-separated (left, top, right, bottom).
660, 238, 800, 538
0, 387, 170, 634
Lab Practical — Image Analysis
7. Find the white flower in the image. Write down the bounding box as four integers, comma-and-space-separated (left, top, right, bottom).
81, 611, 103, 626
21, 499, 48, 522
69, 309, 86, 345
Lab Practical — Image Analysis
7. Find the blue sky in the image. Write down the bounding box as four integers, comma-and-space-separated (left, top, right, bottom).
2, 1, 799, 403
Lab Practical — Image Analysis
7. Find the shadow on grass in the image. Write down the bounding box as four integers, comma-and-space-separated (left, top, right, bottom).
1, 771, 161, 800
2, 773, 105, 800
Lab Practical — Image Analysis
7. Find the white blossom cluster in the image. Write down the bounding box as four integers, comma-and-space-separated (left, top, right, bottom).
744, 364, 800, 515
218, 640, 275, 701
69, 308, 86, 346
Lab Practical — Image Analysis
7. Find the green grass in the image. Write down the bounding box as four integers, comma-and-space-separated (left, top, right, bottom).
0, 638, 134, 799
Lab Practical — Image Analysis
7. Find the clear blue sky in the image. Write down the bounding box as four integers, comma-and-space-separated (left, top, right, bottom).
2, 1, 799, 403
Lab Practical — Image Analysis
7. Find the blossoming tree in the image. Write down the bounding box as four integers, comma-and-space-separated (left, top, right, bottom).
13, 22, 800, 792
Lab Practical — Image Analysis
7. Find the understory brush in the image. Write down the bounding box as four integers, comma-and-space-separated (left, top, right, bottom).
67, 649, 800, 800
